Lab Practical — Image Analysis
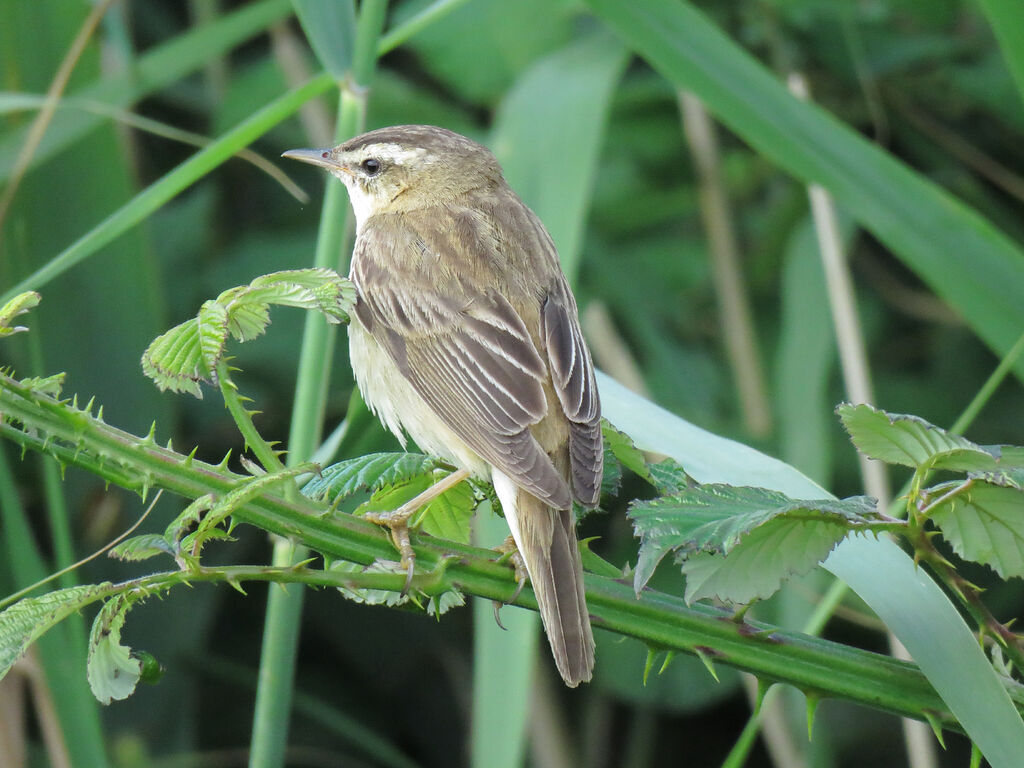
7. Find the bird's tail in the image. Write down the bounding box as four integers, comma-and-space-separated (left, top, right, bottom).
497, 473, 595, 687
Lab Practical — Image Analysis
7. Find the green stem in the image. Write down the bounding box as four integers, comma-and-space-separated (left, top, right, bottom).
949, 328, 1024, 436
1, 73, 335, 306
5, 375, 1024, 732
217, 360, 285, 473
376, 0, 472, 54
251, 4, 389, 767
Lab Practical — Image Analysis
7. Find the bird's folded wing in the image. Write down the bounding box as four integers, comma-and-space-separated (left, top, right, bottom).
542, 281, 603, 506
352, 242, 573, 509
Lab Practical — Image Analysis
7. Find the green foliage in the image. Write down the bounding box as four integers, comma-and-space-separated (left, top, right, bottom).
0, 291, 40, 336
929, 478, 1024, 580
0, 584, 111, 681
302, 452, 444, 502
630, 484, 882, 603
87, 594, 143, 705
4, 0, 1024, 765
838, 402, 1024, 474
142, 269, 355, 397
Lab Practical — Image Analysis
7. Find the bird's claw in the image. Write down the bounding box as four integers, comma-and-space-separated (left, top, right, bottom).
362, 468, 472, 598
496, 534, 529, 604
363, 505, 418, 596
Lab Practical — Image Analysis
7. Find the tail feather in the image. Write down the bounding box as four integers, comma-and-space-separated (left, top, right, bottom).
494, 470, 595, 687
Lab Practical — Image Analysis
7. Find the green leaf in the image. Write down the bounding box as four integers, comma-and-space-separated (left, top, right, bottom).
602, 420, 654, 483
415, 479, 474, 544
837, 403, 1024, 473
975, 0, 1024, 103
0, 291, 40, 336
426, 590, 465, 617
142, 269, 355, 397
600, 436, 623, 499
303, 452, 443, 502
629, 485, 879, 603
140, 318, 206, 397
197, 301, 230, 377
330, 560, 412, 607
240, 268, 357, 325
0, 584, 110, 682
647, 459, 694, 495
584, 0, 1024, 383
108, 534, 175, 563
929, 480, 1024, 580
17, 373, 65, 398
599, 372, 1024, 766
358, 470, 476, 547
291, 0, 356, 79
164, 495, 215, 546
87, 595, 142, 705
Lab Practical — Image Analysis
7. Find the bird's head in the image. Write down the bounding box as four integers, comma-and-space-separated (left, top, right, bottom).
283, 125, 503, 227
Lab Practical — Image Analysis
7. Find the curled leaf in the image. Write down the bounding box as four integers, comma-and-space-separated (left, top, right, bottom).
0, 291, 40, 336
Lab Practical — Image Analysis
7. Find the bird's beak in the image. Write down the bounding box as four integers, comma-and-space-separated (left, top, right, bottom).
281, 148, 350, 174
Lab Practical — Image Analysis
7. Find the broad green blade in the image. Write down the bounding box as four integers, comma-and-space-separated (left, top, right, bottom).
598, 371, 1024, 767
975, 0, 1024, 102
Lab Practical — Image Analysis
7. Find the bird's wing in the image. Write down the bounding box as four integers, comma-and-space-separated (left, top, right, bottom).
541, 278, 603, 506
351, 227, 573, 509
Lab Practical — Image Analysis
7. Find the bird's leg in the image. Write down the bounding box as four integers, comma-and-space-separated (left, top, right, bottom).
492, 535, 530, 628
363, 467, 471, 592
494, 534, 530, 603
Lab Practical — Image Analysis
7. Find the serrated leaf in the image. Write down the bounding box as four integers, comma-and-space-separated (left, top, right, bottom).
242, 268, 356, 324
602, 420, 653, 482
87, 594, 143, 704
164, 494, 215, 546
648, 458, 694, 495
600, 437, 623, 498
140, 319, 206, 397
930, 480, 1024, 579
329, 560, 411, 607
416, 480, 475, 544
142, 269, 355, 396
971, 467, 1024, 490
18, 372, 65, 397
0, 583, 111, 681
0, 291, 40, 336
225, 300, 270, 342
427, 589, 466, 617
680, 520, 856, 605
108, 534, 175, 562
179, 527, 235, 555
196, 300, 229, 374
302, 452, 442, 502
629, 484, 879, 601
837, 403, 1024, 474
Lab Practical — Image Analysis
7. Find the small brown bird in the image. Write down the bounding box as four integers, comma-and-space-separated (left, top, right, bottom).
284, 125, 601, 686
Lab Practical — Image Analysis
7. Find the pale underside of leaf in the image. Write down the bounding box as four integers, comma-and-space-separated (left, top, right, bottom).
0, 584, 111, 682
930, 481, 1024, 580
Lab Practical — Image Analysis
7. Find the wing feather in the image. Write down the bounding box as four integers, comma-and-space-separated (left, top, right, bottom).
352, 230, 573, 508
542, 282, 603, 506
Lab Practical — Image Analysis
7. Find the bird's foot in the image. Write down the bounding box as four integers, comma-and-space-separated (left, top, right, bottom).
363, 467, 471, 594
492, 535, 530, 629
495, 534, 530, 604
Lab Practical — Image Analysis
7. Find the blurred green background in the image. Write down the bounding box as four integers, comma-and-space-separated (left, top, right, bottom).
2, 0, 1023, 766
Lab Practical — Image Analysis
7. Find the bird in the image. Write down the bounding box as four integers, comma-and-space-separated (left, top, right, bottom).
283, 125, 602, 687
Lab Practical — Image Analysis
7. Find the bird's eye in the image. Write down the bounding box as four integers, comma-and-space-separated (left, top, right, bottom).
361, 158, 382, 176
